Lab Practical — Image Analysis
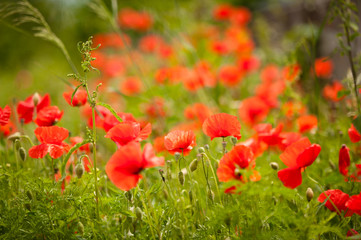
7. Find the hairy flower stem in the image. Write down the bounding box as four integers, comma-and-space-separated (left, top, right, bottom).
201, 155, 211, 196
91, 103, 100, 220
203, 153, 223, 205
13, 143, 19, 193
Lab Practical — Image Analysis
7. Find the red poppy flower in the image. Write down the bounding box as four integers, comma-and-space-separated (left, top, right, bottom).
202, 113, 241, 140
103, 112, 137, 132
255, 123, 283, 146
315, 57, 333, 78
219, 65, 243, 87
322, 81, 344, 102
339, 144, 351, 177
63, 89, 88, 107
69, 136, 90, 153
213, 4, 233, 20
103, 56, 126, 78
29, 126, 70, 159
237, 56, 260, 73
0, 105, 11, 126
281, 101, 306, 118
93, 33, 130, 49
144, 97, 166, 119
105, 122, 151, 147
278, 132, 302, 151
217, 145, 254, 182
348, 124, 361, 143
211, 40, 230, 55
120, 77, 143, 96
282, 64, 301, 82
296, 115, 318, 133
184, 103, 213, 126
82, 105, 109, 129
347, 229, 359, 237
17, 93, 50, 123
261, 65, 280, 84
195, 61, 217, 88
238, 137, 267, 158
34, 106, 63, 126
118, 8, 153, 31
155, 67, 170, 84
239, 97, 270, 126
164, 130, 196, 156
318, 189, 353, 216
0, 121, 15, 137
106, 142, 164, 191
153, 135, 166, 153
345, 193, 361, 216
229, 7, 251, 26
278, 138, 321, 189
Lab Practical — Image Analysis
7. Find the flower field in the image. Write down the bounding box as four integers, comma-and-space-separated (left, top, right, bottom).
0, 0, 361, 239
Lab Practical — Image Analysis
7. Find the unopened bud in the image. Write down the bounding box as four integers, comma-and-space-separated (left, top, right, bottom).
19, 147, 26, 161
306, 188, 314, 202
178, 171, 184, 185
197, 147, 205, 154
33, 92, 40, 106
189, 190, 193, 202
135, 207, 142, 220
270, 162, 279, 170
174, 152, 181, 161
24, 203, 31, 211
77, 222, 84, 235
14, 139, 21, 151
159, 169, 165, 182
8, 132, 21, 142
204, 144, 209, 150
230, 136, 238, 145
75, 163, 85, 178
189, 159, 198, 172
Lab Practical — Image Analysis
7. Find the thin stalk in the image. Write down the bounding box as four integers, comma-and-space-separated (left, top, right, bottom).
13, 143, 19, 193
91, 107, 100, 220
203, 153, 223, 205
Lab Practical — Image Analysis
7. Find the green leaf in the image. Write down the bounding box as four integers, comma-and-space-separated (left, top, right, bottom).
337, 89, 350, 98
97, 102, 122, 123
352, 115, 361, 133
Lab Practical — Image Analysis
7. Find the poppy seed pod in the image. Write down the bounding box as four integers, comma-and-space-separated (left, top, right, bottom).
14, 139, 21, 151
204, 144, 209, 150
159, 169, 165, 182
270, 162, 279, 170
190, 159, 198, 172
174, 152, 181, 161
75, 163, 85, 178
19, 147, 27, 161
306, 188, 314, 202
178, 171, 184, 185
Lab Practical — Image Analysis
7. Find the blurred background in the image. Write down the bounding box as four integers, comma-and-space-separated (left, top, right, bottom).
0, 0, 360, 106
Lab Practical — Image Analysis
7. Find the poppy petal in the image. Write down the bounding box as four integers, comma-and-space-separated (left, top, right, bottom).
0, 105, 11, 126
29, 143, 49, 159
49, 144, 66, 159
138, 123, 152, 141
142, 143, 164, 168
277, 167, 302, 189
296, 144, 321, 168
280, 137, 311, 168
339, 145, 350, 177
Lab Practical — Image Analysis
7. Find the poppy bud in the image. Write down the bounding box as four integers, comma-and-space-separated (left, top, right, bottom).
208, 189, 215, 201
159, 169, 165, 182
33, 92, 40, 106
198, 147, 205, 154
222, 141, 227, 150
306, 188, 314, 202
270, 162, 279, 170
19, 147, 27, 161
75, 163, 85, 178
77, 221, 84, 235
189, 190, 193, 202
178, 171, 184, 185
204, 144, 209, 150
230, 136, 238, 145
8, 132, 21, 142
135, 207, 143, 220
26, 190, 33, 200
125, 191, 132, 202
174, 152, 181, 161
189, 159, 198, 172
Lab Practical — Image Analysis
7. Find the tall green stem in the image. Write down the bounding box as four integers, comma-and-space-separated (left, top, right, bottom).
92, 106, 100, 220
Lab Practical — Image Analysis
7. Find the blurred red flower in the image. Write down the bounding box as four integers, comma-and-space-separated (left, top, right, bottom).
118, 8, 153, 31
35, 106, 63, 126
296, 115, 318, 133
322, 81, 344, 102
0, 105, 11, 126
106, 142, 164, 191
345, 193, 361, 216
17, 93, 50, 123
63, 89, 87, 107
278, 137, 321, 189
103, 112, 136, 132
29, 126, 70, 159
239, 97, 270, 126
318, 189, 353, 216
202, 113, 241, 140
164, 130, 196, 155
213, 4, 233, 20
219, 65, 243, 87
282, 63, 301, 82
120, 77, 143, 96
348, 124, 361, 143
315, 57, 333, 78
339, 144, 350, 177
105, 122, 151, 147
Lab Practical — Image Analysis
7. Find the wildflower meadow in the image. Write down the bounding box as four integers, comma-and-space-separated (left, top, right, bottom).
0, 0, 361, 239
